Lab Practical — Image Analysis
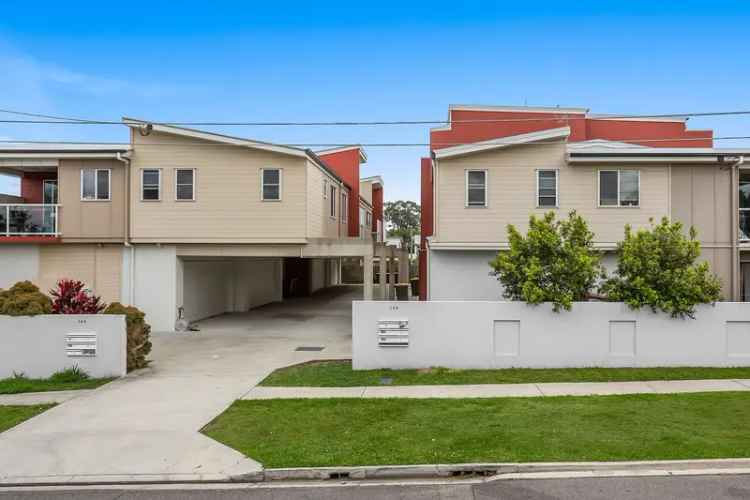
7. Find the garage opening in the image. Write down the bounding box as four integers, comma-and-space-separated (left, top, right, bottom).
178, 257, 284, 324
178, 256, 351, 324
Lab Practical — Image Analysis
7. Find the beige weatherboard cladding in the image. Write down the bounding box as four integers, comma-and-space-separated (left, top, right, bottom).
128, 130, 308, 243
433, 142, 670, 247
58, 159, 127, 242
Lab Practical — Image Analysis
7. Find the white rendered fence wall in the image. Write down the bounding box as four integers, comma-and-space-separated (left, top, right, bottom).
0, 314, 127, 379
353, 301, 750, 369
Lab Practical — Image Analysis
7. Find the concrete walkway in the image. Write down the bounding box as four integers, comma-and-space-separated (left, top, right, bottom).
0, 390, 93, 406
0, 286, 359, 485
244, 378, 750, 399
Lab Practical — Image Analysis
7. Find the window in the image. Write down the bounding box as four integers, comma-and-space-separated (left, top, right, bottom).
599, 170, 639, 207
323, 179, 328, 198
329, 184, 336, 217
366, 212, 372, 227
141, 169, 161, 201
81, 169, 110, 201
341, 192, 348, 221
359, 207, 366, 237
261, 168, 281, 201
466, 170, 487, 207
537, 170, 558, 207
175, 169, 195, 201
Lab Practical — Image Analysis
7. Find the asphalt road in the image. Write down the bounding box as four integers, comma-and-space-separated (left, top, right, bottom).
3, 474, 750, 500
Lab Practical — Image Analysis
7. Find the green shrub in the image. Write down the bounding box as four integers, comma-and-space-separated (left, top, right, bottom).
600, 217, 722, 318
0, 281, 52, 316
103, 302, 152, 371
490, 211, 604, 312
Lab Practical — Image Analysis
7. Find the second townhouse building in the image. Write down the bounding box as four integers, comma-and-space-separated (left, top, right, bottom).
0, 120, 386, 330
420, 105, 750, 302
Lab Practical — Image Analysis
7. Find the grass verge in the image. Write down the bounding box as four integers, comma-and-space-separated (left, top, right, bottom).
202, 392, 750, 468
0, 405, 54, 433
0, 367, 114, 395
259, 360, 750, 387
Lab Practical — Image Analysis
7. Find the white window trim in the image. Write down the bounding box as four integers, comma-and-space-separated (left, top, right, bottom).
80, 168, 111, 202
536, 169, 559, 208
465, 169, 488, 208
323, 179, 328, 199
597, 169, 640, 208
329, 184, 337, 219
341, 192, 348, 222
260, 167, 282, 202
174, 168, 196, 202
140, 168, 162, 202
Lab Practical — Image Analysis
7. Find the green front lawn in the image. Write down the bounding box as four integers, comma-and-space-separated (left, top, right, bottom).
203, 392, 750, 468
0, 368, 114, 395
0, 405, 54, 433
259, 360, 750, 387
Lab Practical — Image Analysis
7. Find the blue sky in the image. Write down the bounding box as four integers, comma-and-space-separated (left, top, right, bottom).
1, 0, 749, 200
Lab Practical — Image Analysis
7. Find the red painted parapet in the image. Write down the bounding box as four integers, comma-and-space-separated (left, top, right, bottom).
431, 108, 713, 150
318, 147, 363, 237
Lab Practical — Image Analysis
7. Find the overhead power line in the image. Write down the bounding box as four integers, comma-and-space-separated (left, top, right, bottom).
1, 136, 749, 149
1, 108, 750, 127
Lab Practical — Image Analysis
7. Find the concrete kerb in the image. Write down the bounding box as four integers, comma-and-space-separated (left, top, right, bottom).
251, 458, 750, 483
4, 459, 750, 487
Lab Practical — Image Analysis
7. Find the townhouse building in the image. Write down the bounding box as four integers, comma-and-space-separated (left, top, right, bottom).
0, 120, 386, 330
420, 105, 750, 302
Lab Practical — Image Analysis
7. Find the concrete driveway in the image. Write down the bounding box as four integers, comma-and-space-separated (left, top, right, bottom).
0, 285, 359, 484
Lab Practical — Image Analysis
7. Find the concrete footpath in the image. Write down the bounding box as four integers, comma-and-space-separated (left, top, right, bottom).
244, 378, 750, 399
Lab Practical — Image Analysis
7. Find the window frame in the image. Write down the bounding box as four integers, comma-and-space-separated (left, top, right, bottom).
465, 169, 488, 208
341, 191, 348, 222
536, 169, 559, 208
597, 169, 640, 208
260, 167, 282, 202
174, 168, 196, 202
140, 168, 162, 202
323, 179, 328, 199
80, 168, 111, 202
329, 184, 337, 218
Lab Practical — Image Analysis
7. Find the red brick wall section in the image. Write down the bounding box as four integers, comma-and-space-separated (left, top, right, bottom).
318, 148, 361, 237
431, 109, 713, 149
419, 157, 433, 300
21, 172, 57, 203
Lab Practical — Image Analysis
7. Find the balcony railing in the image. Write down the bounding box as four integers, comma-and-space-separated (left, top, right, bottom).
0, 204, 59, 236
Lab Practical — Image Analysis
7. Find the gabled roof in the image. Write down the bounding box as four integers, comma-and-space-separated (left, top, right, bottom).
305, 149, 350, 188
433, 126, 571, 159
122, 117, 307, 158
315, 145, 368, 163
360, 175, 384, 187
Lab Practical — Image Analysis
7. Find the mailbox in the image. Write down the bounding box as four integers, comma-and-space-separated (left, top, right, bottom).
378, 319, 409, 348
66, 332, 97, 357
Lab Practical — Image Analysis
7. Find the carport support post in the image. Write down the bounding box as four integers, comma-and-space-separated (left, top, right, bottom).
363, 254, 374, 300
399, 248, 409, 283
378, 243, 389, 300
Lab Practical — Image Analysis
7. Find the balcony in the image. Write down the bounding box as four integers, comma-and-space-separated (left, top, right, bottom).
0, 204, 60, 237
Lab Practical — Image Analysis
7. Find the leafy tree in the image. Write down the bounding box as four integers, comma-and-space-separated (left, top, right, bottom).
600, 217, 722, 318
384, 200, 420, 253
489, 211, 603, 312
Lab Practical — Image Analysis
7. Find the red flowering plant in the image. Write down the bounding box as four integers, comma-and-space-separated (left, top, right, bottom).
50, 279, 106, 314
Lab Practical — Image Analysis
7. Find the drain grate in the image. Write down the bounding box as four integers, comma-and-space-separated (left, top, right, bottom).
295, 346, 325, 352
